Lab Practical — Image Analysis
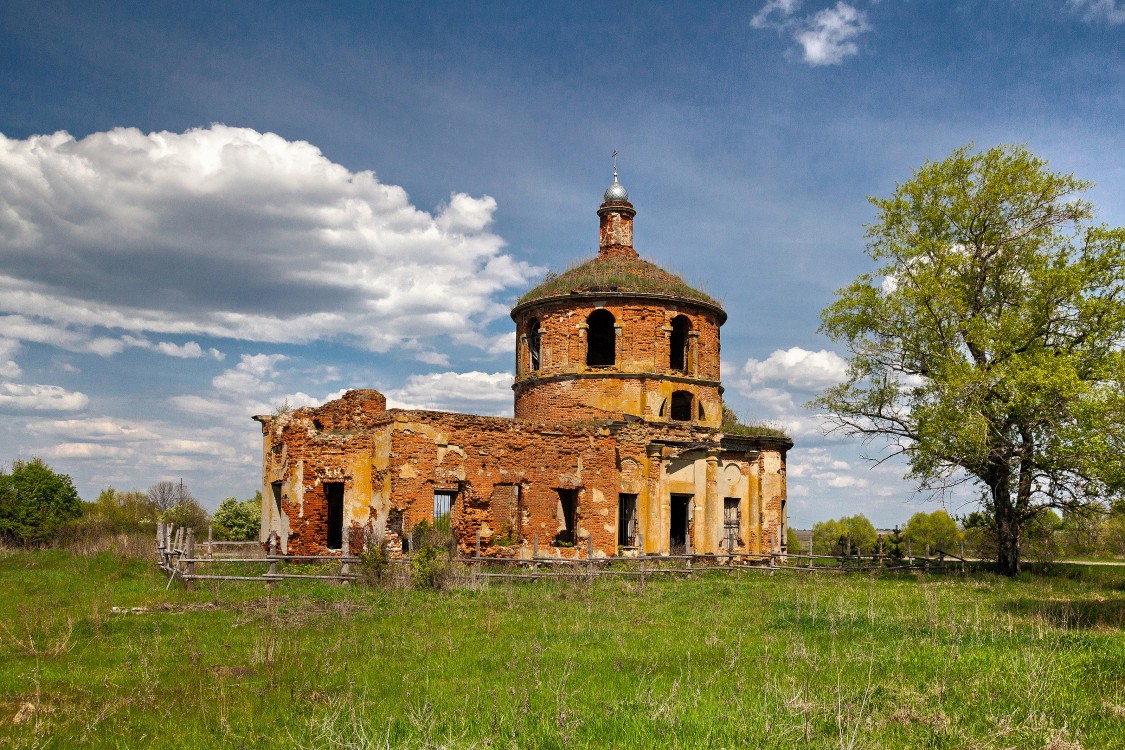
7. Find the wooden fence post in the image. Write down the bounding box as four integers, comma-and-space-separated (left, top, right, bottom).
532, 533, 539, 580
341, 529, 351, 584
807, 537, 813, 569
474, 531, 481, 583
685, 531, 693, 575
207, 524, 213, 560
960, 540, 967, 574
587, 535, 594, 578
184, 528, 195, 590
925, 543, 930, 571
639, 533, 646, 586
907, 539, 912, 565
267, 533, 278, 590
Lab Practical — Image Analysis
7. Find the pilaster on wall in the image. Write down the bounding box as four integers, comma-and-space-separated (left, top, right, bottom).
643, 443, 663, 555
703, 449, 720, 554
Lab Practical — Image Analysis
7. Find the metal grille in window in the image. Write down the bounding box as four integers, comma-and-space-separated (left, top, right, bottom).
433, 490, 455, 522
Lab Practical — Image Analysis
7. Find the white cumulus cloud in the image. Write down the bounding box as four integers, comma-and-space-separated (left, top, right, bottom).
742, 347, 848, 391
0, 382, 88, 411
385, 371, 513, 416
1070, 0, 1125, 24
0, 338, 21, 378
0, 125, 538, 355
795, 2, 869, 65
121, 336, 225, 360
751, 0, 870, 66
751, 0, 803, 28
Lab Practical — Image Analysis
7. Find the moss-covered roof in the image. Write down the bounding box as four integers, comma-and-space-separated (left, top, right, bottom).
515, 254, 720, 309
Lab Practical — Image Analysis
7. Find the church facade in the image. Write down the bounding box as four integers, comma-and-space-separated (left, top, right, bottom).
254, 174, 791, 559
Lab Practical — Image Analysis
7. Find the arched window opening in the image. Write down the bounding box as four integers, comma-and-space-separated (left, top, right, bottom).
527, 319, 541, 371
670, 315, 690, 371
670, 390, 693, 421
586, 309, 616, 367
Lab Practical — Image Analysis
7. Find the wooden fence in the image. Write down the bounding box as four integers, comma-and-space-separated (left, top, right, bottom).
156, 523, 357, 588
156, 524, 970, 589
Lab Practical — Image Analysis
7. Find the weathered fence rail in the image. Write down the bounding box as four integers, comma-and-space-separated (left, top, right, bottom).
157, 524, 358, 588
156, 524, 967, 589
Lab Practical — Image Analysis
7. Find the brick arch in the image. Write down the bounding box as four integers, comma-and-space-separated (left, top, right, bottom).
670, 390, 693, 421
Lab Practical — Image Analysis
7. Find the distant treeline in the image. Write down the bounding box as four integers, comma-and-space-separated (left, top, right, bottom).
791, 506, 1125, 562
0, 457, 260, 546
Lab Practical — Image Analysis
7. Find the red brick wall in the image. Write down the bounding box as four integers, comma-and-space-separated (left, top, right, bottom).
512, 297, 723, 425
382, 411, 620, 558
514, 299, 721, 380
261, 396, 791, 559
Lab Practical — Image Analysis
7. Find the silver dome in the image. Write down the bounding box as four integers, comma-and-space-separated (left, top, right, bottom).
603, 180, 629, 203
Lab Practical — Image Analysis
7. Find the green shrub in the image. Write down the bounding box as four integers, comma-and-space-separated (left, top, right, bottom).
410, 545, 451, 589
492, 523, 517, 547
812, 515, 877, 555
409, 519, 454, 554
0, 458, 83, 545
903, 510, 962, 555
358, 535, 391, 586
212, 495, 260, 540
85, 488, 159, 533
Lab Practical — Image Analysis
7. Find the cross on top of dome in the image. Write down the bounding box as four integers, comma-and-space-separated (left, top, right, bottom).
603, 149, 629, 203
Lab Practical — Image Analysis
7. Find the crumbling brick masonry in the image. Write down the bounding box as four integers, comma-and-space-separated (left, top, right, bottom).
255, 175, 791, 559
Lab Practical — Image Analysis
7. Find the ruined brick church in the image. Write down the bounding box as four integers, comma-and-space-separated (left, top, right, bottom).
254, 171, 792, 558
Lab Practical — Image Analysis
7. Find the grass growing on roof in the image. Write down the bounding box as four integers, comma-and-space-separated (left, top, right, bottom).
720, 404, 790, 439
517, 255, 719, 307
0, 547, 1122, 748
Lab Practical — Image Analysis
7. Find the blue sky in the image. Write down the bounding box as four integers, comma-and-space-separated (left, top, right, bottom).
1, 0, 1124, 526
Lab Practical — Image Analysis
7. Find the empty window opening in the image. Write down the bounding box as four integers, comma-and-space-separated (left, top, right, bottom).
618, 494, 638, 547
312, 418, 324, 432
433, 489, 456, 530
670, 315, 690, 371
586, 309, 616, 367
697, 400, 706, 421
723, 498, 741, 552
527, 319, 541, 371
670, 391, 693, 421
556, 488, 578, 545
670, 494, 691, 551
271, 481, 282, 518
324, 482, 344, 550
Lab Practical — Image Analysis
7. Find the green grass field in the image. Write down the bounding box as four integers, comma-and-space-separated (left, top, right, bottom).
1, 548, 1122, 749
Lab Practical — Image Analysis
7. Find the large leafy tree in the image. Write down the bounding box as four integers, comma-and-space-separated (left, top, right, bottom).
0, 458, 83, 544
816, 144, 1125, 575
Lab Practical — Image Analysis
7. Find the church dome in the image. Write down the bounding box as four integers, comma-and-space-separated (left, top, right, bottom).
514, 253, 724, 318
603, 179, 629, 203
